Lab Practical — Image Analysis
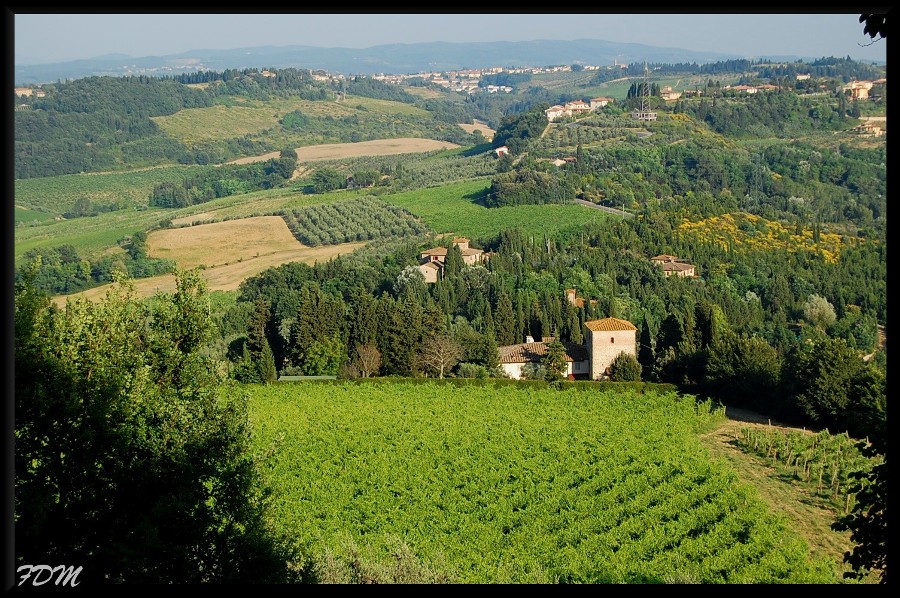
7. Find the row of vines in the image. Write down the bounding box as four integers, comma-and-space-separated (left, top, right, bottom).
280, 197, 429, 246
734, 426, 882, 514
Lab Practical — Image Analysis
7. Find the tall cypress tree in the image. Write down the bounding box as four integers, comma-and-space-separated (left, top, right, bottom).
638, 318, 655, 380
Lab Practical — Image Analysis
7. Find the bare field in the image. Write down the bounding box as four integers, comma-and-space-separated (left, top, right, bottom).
222, 138, 459, 168
458, 120, 496, 140
227, 151, 281, 165
52, 241, 365, 307
147, 216, 304, 268
294, 138, 460, 161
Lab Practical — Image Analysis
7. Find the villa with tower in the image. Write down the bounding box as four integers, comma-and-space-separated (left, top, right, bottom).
499, 317, 638, 380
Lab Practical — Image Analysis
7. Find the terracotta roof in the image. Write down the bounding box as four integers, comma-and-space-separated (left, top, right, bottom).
660, 262, 694, 272
650, 254, 679, 262
420, 261, 442, 270
421, 246, 483, 257
584, 318, 637, 332
499, 341, 588, 364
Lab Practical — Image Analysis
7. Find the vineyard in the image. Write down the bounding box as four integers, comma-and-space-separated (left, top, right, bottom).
734, 427, 882, 515
280, 198, 429, 246
249, 382, 840, 583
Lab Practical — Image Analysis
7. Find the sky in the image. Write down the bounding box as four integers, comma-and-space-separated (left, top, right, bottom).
14, 13, 887, 65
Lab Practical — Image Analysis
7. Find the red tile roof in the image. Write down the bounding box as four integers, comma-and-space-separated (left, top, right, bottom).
498, 341, 588, 364
584, 318, 637, 332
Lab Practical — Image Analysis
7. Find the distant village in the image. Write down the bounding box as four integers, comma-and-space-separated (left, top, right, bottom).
16, 59, 886, 131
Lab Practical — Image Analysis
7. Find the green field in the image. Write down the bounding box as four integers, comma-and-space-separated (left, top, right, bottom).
14, 207, 169, 261
14, 165, 205, 214
14, 206, 55, 225
383, 179, 608, 240
248, 382, 838, 583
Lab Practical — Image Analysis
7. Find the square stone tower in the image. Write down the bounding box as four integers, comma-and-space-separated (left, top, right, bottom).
584, 318, 638, 380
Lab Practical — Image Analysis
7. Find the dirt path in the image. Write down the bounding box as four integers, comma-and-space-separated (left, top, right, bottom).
699, 407, 859, 576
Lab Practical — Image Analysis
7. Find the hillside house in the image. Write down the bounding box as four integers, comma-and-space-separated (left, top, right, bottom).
796, 73, 811, 81
564, 100, 591, 114
728, 85, 758, 94
590, 97, 613, 109
855, 122, 884, 136
650, 254, 697, 278
843, 80, 874, 100
498, 318, 637, 380
660, 86, 682, 101
14, 87, 33, 97
418, 260, 443, 284
418, 237, 487, 283
545, 105, 568, 121
499, 340, 589, 380
34, 89, 47, 98
494, 145, 509, 157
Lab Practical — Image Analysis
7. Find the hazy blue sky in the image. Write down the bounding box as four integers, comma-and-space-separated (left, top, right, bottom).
14, 13, 887, 65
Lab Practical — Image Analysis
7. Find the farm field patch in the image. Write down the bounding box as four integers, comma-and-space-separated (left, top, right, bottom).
52, 240, 364, 306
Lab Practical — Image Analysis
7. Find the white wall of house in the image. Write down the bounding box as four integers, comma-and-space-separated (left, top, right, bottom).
502, 359, 589, 380
502, 363, 526, 379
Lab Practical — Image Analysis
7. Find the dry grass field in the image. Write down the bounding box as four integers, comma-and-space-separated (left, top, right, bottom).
53, 226, 365, 307
146, 216, 305, 269
293, 138, 460, 161
458, 119, 496, 140
224, 138, 459, 168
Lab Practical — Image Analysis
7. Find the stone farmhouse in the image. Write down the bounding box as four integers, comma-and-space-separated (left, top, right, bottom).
417, 237, 487, 283
650, 254, 697, 278
660, 86, 682, 101
843, 80, 875, 101
545, 98, 597, 122
499, 317, 638, 380
854, 121, 884, 136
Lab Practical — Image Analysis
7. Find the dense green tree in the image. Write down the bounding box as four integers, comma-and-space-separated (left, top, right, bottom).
608, 352, 642, 382
312, 166, 347, 193
782, 337, 885, 439
14, 269, 301, 582
637, 319, 655, 380
303, 334, 346, 376
832, 436, 887, 584
542, 340, 568, 383
704, 333, 782, 411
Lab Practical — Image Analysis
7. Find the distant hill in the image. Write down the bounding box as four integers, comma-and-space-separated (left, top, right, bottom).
15, 38, 749, 84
